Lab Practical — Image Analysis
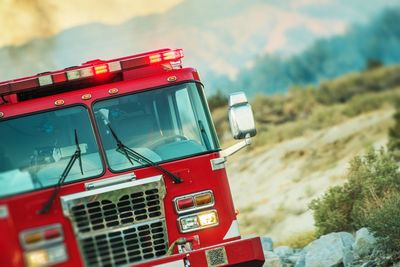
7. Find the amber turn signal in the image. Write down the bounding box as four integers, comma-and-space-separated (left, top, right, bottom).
194, 192, 213, 206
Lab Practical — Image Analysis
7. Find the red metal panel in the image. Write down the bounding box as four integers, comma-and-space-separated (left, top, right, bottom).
10, 79, 38, 93
0, 83, 10, 95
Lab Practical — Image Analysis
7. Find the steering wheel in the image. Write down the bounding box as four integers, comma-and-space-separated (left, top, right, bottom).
148, 135, 188, 148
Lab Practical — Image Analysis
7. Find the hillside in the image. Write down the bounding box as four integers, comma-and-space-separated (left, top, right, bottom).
229, 108, 393, 242
211, 65, 400, 243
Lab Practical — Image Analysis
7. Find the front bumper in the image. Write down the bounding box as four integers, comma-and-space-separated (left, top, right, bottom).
131, 236, 265, 267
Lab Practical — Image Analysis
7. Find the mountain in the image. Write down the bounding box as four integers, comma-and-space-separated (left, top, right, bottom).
226, 8, 400, 96
0, 0, 398, 95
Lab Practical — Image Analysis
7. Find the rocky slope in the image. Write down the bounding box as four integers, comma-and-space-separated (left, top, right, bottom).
261, 228, 383, 267
226, 107, 394, 242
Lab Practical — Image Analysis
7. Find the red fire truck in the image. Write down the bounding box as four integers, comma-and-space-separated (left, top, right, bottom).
0, 48, 264, 267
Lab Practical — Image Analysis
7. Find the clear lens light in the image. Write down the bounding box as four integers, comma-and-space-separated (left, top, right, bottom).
198, 211, 218, 226
25, 245, 68, 267
180, 216, 199, 231
25, 250, 49, 267
179, 210, 219, 232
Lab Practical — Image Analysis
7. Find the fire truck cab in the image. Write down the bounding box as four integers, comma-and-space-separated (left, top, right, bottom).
0, 48, 264, 267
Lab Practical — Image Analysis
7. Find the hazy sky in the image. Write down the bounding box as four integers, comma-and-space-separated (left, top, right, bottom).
0, 0, 184, 47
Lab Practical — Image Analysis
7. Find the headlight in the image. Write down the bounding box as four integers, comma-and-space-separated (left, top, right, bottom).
25, 244, 68, 267
25, 249, 48, 267
179, 210, 219, 233
198, 211, 218, 226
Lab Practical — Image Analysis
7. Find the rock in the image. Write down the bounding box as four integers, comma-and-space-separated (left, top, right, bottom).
353, 228, 376, 259
295, 250, 306, 267
287, 253, 301, 265
274, 246, 296, 264
300, 232, 354, 267
274, 246, 295, 259
360, 261, 376, 267
261, 236, 274, 252
263, 251, 283, 267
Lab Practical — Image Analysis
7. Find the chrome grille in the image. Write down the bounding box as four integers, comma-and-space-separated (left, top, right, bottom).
82, 221, 168, 267
70, 188, 162, 233
61, 175, 168, 266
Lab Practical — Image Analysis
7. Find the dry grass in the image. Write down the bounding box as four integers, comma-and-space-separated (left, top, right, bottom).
274, 230, 316, 248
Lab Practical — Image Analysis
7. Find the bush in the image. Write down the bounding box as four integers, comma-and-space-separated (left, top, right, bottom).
207, 90, 228, 112
310, 149, 400, 236
313, 65, 400, 105
388, 102, 400, 160
365, 192, 400, 254
309, 185, 355, 235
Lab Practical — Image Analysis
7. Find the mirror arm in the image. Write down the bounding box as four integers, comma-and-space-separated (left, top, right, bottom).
220, 134, 251, 158
211, 134, 251, 170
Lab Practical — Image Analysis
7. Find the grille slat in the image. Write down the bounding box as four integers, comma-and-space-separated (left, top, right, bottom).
68, 187, 163, 234
80, 222, 168, 266
62, 176, 167, 266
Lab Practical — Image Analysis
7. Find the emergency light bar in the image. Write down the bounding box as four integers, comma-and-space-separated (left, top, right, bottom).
0, 48, 184, 97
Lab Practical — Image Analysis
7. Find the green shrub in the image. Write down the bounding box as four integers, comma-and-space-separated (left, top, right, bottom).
207, 90, 228, 112
365, 192, 400, 254
309, 185, 355, 235
342, 93, 384, 117
313, 65, 400, 105
388, 102, 400, 160
310, 149, 400, 235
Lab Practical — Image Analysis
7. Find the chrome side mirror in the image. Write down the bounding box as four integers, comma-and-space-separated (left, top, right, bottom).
228, 92, 256, 139
211, 92, 257, 170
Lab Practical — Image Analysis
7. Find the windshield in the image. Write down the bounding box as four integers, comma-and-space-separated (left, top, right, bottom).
0, 106, 103, 198
93, 83, 218, 171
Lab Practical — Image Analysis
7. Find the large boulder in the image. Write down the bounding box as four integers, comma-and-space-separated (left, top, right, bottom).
274, 246, 295, 259
296, 232, 354, 267
352, 228, 376, 259
263, 251, 283, 267
274, 246, 297, 264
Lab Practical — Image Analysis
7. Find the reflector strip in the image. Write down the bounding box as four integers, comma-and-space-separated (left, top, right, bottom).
154, 260, 184, 267
223, 220, 241, 240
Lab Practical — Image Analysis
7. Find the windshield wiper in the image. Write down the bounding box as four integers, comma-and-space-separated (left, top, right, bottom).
106, 123, 183, 184
198, 120, 211, 150
39, 129, 84, 214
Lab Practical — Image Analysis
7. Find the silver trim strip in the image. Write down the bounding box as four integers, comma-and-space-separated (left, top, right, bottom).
85, 173, 136, 190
